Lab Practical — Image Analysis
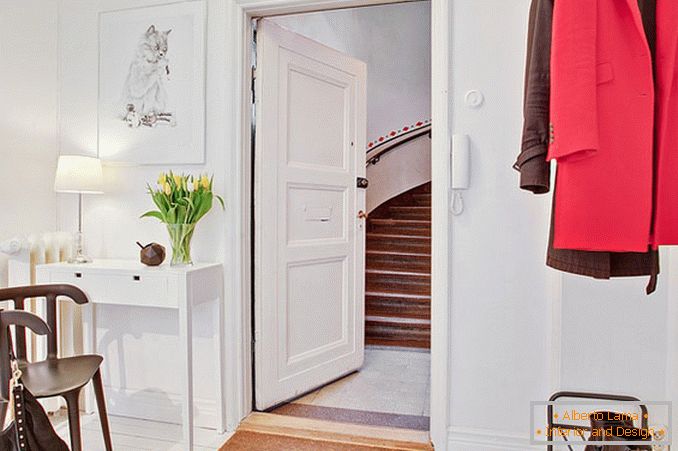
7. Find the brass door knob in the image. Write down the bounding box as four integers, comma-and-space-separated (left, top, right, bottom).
357, 210, 368, 220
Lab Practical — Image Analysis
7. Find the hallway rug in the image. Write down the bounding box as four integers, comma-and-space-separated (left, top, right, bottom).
270, 403, 430, 430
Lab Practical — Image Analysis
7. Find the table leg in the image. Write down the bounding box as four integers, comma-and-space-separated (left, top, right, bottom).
83, 303, 96, 414
216, 291, 226, 434
178, 295, 194, 449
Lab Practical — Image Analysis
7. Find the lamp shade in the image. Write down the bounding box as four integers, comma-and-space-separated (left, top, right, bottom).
54, 155, 104, 194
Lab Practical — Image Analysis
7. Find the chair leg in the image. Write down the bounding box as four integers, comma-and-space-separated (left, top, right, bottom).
64, 390, 82, 451
0, 400, 7, 426
92, 369, 113, 451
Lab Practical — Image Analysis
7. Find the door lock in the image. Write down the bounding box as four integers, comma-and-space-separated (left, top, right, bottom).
356, 177, 369, 189
357, 210, 369, 220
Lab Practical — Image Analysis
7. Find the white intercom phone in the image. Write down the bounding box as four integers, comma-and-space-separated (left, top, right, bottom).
451, 134, 471, 214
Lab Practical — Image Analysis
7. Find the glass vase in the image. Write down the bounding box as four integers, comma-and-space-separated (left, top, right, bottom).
166, 223, 195, 266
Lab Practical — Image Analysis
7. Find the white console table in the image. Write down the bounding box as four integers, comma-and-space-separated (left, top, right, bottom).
36, 259, 225, 450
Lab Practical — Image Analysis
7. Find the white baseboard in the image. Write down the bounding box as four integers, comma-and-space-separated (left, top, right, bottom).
103, 386, 219, 429
447, 426, 541, 450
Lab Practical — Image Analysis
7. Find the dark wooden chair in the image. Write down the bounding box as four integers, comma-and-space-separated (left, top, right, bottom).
0, 309, 50, 423
0, 284, 113, 451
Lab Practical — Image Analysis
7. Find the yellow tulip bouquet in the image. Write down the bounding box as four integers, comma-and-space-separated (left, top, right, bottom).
142, 172, 224, 265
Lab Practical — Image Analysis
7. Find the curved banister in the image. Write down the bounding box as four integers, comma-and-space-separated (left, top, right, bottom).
366, 123, 431, 167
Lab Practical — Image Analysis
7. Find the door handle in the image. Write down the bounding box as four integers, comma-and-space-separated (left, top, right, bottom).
357, 210, 368, 220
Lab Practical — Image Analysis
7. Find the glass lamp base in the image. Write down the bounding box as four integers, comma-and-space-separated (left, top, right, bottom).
68, 254, 92, 264
69, 231, 91, 264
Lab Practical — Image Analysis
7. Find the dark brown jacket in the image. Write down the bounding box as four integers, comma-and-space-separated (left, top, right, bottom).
515, 0, 659, 292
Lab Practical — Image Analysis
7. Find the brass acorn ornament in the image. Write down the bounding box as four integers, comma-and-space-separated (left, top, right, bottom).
137, 241, 166, 266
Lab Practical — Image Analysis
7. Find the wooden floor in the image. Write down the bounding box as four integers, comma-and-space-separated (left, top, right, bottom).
221, 413, 432, 451
52, 411, 231, 450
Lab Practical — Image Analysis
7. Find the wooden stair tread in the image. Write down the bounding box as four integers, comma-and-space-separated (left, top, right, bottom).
367, 233, 430, 240
366, 338, 430, 349
366, 315, 431, 325
367, 305, 430, 313
370, 287, 431, 295
367, 262, 430, 272
368, 247, 431, 253
367, 326, 430, 339
366, 291, 431, 300
369, 219, 430, 225
366, 250, 431, 257
366, 269, 431, 277
389, 207, 431, 215
366, 311, 430, 320
367, 300, 430, 308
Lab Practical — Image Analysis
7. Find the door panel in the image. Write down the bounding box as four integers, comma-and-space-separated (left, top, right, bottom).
287, 184, 346, 243
286, 67, 348, 169
286, 257, 346, 360
254, 20, 367, 410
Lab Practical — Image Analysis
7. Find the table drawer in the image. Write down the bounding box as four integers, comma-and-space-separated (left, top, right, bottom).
46, 270, 108, 301
104, 273, 177, 308
45, 270, 178, 308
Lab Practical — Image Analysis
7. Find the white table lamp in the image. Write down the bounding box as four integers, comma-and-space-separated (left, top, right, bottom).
54, 155, 104, 263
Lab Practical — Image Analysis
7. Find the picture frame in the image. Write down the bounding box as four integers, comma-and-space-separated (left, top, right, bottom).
97, 1, 206, 165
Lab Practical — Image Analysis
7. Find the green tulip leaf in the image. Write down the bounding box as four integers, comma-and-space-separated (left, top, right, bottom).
140, 210, 165, 221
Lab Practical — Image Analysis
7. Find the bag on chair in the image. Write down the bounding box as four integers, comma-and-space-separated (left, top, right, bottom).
0, 357, 69, 451
583, 411, 652, 451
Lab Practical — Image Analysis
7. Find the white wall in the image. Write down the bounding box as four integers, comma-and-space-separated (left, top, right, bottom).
448, 1, 552, 448
366, 136, 431, 212
0, 1, 59, 286
448, 1, 676, 449
57, 0, 230, 427
272, 2, 431, 143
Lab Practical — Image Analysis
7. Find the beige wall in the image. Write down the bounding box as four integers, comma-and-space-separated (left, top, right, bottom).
0, 1, 59, 286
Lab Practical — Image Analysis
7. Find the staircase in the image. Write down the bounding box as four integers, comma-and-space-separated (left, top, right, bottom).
365, 182, 431, 349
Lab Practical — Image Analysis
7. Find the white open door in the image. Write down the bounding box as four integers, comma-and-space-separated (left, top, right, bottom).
253, 20, 367, 410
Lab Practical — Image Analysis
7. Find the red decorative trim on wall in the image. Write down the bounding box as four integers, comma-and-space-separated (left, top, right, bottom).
366, 119, 431, 151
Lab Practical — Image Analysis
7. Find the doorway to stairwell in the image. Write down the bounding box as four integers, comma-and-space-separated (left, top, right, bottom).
250, 0, 432, 439
365, 181, 431, 350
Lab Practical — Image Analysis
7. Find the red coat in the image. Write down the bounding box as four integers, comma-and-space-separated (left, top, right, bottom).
549, 0, 678, 252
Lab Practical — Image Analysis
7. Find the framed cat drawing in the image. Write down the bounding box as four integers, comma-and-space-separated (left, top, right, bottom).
98, 1, 206, 164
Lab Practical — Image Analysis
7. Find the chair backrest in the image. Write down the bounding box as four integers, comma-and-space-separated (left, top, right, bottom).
546, 391, 649, 451
0, 284, 88, 361
0, 310, 50, 400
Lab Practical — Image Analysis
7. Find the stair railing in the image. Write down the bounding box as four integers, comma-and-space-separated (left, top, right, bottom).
366, 123, 431, 167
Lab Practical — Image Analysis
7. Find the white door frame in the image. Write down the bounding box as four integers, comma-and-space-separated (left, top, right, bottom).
223, 0, 451, 448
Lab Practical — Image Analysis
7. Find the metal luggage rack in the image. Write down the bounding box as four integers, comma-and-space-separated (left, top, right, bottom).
546, 391, 649, 451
